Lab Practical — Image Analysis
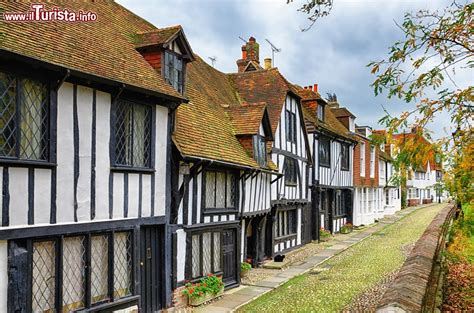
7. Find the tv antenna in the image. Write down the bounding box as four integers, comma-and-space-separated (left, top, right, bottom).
238, 36, 247, 43
265, 39, 281, 66
208, 56, 217, 67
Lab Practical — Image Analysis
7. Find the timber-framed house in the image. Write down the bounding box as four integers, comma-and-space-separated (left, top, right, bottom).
0, 2, 191, 312
170, 49, 279, 296
229, 38, 313, 256
299, 87, 357, 235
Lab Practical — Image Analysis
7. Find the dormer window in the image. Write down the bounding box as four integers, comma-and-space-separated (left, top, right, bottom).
317, 103, 325, 121
164, 51, 184, 94
253, 135, 266, 167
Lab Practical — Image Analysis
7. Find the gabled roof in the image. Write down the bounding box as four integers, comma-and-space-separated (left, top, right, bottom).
294, 86, 356, 142
0, 1, 185, 101
173, 56, 277, 171
332, 107, 355, 118
134, 25, 195, 60
225, 104, 272, 138
134, 25, 182, 48
228, 68, 301, 135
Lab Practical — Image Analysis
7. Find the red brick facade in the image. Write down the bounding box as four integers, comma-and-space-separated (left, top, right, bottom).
140, 48, 162, 73
353, 137, 379, 187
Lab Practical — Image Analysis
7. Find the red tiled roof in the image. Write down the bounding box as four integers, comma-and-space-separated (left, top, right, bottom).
228, 68, 301, 135
225, 104, 267, 136
0, 1, 185, 100
173, 56, 277, 171
134, 25, 182, 48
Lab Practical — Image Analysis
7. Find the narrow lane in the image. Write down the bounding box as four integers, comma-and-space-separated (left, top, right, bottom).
239, 203, 447, 313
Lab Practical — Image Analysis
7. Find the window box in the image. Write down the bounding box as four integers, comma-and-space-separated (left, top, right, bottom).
183, 274, 225, 306
187, 286, 224, 306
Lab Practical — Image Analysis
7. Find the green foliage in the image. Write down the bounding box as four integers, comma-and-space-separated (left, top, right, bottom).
241, 261, 252, 272
368, 2, 473, 205
320, 228, 331, 238
182, 274, 224, 299
286, 0, 333, 31
340, 223, 353, 234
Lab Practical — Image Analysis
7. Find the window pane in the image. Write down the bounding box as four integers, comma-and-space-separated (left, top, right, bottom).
132, 104, 151, 167
202, 232, 211, 275
226, 173, 235, 208
215, 172, 226, 208
205, 171, 216, 208
115, 101, 132, 166
32, 241, 56, 313
91, 235, 109, 303
0, 73, 17, 157
192, 235, 200, 278
213, 232, 221, 272
114, 232, 133, 299
62, 236, 86, 312
19, 78, 49, 160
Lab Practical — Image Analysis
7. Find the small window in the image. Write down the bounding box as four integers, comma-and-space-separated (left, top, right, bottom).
275, 209, 297, 238
317, 103, 325, 121
285, 110, 297, 143
340, 143, 349, 171
204, 170, 236, 209
114, 99, 152, 168
370, 146, 375, 178
164, 51, 184, 94
253, 135, 266, 167
0, 72, 50, 161
191, 231, 222, 279
360, 142, 366, 176
284, 157, 298, 186
319, 137, 330, 168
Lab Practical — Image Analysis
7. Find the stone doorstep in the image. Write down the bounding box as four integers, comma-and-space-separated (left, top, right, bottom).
262, 259, 290, 269
233, 286, 272, 296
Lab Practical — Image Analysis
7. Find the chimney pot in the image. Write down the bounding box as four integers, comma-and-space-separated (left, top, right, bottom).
264, 58, 272, 70
249, 36, 256, 43
313, 84, 318, 93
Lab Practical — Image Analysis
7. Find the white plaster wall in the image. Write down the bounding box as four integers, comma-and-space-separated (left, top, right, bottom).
154, 105, 169, 217
176, 229, 186, 282
94, 90, 111, 220
296, 208, 302, 245
128, 174, 139, 218
0, 167, 3, 226
9, 167, 28, 226
76, 86, 93, 222
34, 169, 51, 225
113, 173, 124, 219
141, 174, 152, 217
56, 82, 75, 223
0, 241, 7, 313
240, 220, 245, 262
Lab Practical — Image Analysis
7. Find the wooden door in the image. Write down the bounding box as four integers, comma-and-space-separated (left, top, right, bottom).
140, 226, 162, 312
222, 230, 237, 286
301, 204, 312, 244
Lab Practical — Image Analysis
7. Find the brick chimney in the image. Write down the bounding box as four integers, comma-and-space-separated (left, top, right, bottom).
237, 36, 260, 72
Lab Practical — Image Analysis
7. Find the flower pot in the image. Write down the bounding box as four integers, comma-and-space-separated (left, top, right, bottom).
187, 286, 224, 306
319, 236, 330, 242
241, 269, 249, 278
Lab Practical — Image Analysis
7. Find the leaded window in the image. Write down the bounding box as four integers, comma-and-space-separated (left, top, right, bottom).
21, 231, 134, 312
205, 170, 236, 210
275, 209, 297, 238
285, 110, 297, 143
341, 143, 349, 171
317, 103, 325, 121
284, 157, 298, 186
253, 134, 266, 167
164, 51, 184, 94
114, 99, 152, 168
0, 72, 50, 161
190, 231, 222, 279
319, 136, 330, 167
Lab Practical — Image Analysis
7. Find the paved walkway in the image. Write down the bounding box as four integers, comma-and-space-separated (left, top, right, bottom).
196, 204, 435, 312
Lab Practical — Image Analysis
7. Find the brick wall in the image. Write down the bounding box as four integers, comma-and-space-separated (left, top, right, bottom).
172, 286, 188, 309
238, 135, 254, 158
140, 49, 162, 73
408, 199, 420, 206
353, 137, 379, 187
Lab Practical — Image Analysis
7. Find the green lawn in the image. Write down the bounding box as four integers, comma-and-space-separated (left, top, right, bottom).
239, 203, 446, 313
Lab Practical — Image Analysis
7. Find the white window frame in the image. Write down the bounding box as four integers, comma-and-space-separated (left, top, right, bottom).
360, 142, 365, 177
370, 146, 375, 178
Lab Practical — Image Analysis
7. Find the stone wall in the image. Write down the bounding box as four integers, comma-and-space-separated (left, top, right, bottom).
376, 204, 455, 313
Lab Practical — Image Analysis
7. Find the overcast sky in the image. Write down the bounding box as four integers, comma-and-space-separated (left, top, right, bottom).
117, 0, 463, 139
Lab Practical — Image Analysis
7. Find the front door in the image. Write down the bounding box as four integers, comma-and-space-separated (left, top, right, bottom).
222, 230, 237, 286
301, 204, 312, 244
140, 226, 162, 312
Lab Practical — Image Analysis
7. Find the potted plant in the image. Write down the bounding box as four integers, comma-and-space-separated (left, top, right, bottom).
319, 228, 332, 241
241, 261, 252, 278
340, 223, 353, 234
183, 274, 224, 306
